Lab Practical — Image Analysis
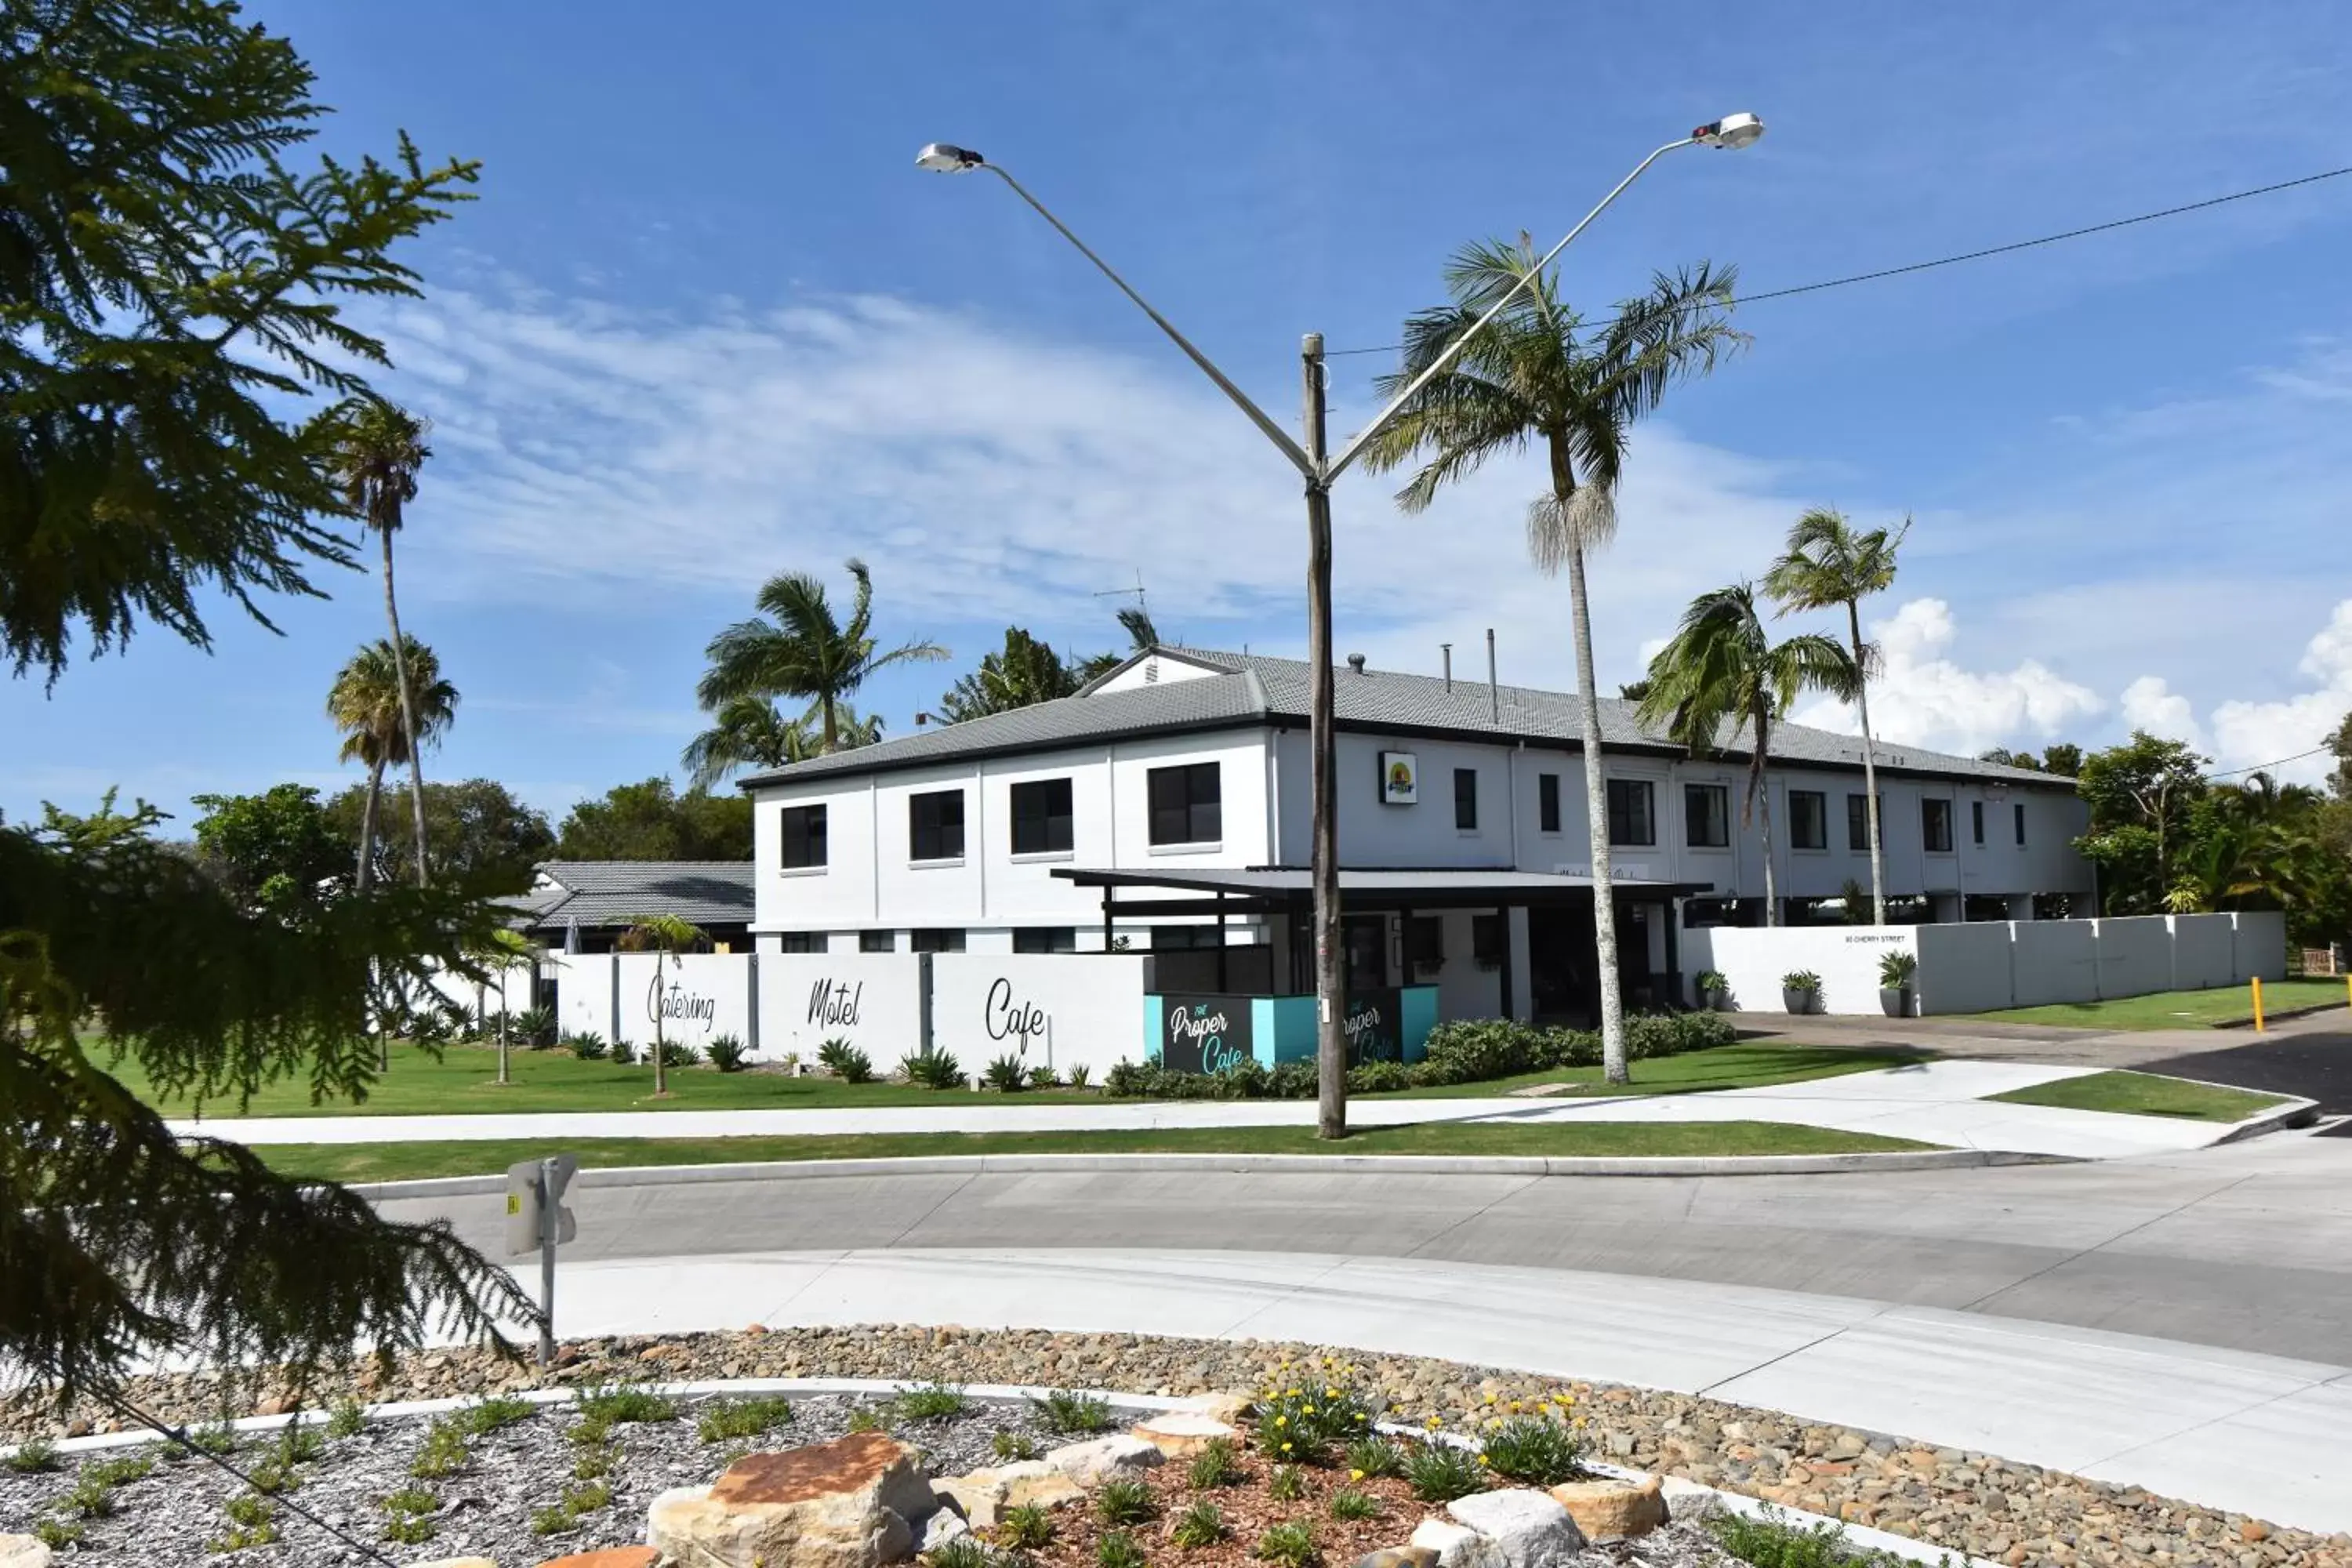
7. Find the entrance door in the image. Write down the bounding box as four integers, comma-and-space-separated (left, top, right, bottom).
1342, 914, 1388, 993
1526, 902, 1595, 1025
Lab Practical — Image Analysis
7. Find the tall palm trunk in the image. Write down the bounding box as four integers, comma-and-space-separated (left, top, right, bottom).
1566, 544, 1630, 1083
1751, 721, 1780, 927
652, 953, 669, 1097
354, 756, 384, 895
1848, 600, 1886, 924
379, 529, 429, 886
819, 690, 840, 753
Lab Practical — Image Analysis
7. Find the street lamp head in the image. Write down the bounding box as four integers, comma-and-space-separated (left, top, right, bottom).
916, 142, 985, 172
1693, 113, 1764, 150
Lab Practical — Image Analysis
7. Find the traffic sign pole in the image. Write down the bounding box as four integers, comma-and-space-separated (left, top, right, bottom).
538, 1157, 557, 1368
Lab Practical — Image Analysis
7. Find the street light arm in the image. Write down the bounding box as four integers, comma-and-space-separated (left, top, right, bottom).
978, 162, 1319, 481
1323, 136, 1698, 484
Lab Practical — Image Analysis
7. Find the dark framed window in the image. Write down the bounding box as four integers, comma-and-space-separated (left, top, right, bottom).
1971, 800, 1986, 845
778, 932, 818, 954
859, 930, 896, 953
910, 928, 965, 953
1789, 789, 1828, 851
1406, 916, 1445, 968
1010, 777, 1075, 855
909, 789, 965, 861
1922, 797, 1954, 853
1454, 768, 1479, 830
1606, 778, 1655, 846
2015, 802, 2027, 846
1846, 793, 1882, 852
1151, 925, 1222, 951
781, 804, 827, 869
1537, 773, 1562, 833
1147, 762, 1221, 845
1014, 927, 1076, 953
1471, 913, 1504, 964
1685, 783, 1730, 848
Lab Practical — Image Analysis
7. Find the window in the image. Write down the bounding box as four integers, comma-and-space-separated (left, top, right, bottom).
1014, 927, 1076, 953
1454, 768, 1479, 830
1789, 789, 1828, 851
1685, 783, 1730, 848
1846, 793, 1882, 852
1406, 916, 1445, 969
859, 930, 896, 953
778, 932, 818, 954
1971, 800, 1987, 845
1147, 762, 1221, 845
781, 804, 827, 869
910, 928, 965, 953
909, 789, 965, 861
1922, 797, 1954, 853
1537, 773, 1562, 833
1471, 913, 1504, 966
1606, 778, 1655, 846
1010, 777, 1075, 855
1151, 925, 1222, 951
2015, 802, 2027, 846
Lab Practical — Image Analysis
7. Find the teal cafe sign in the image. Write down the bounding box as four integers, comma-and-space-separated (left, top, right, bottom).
1158, 995, 1254, 1074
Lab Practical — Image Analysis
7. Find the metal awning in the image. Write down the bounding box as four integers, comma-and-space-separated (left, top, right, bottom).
1053, 865, 1710, 912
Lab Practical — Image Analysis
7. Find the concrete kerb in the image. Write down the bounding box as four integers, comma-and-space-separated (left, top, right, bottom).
0, 1374, 1995, 1568
339, 1146, 2070, 1203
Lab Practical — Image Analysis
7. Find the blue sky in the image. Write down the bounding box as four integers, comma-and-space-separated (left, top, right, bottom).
10, 0, 2352, 830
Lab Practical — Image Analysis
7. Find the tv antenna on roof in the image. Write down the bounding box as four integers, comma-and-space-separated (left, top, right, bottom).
1092, 569, 1149, 617
1093, 570, 1160, 647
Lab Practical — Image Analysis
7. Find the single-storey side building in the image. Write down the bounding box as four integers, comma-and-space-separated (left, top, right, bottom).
506, 860, 755, 954
738, 646, 2092, 1026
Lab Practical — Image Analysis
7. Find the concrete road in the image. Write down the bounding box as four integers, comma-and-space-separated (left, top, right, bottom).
379, 1124, 2352, 1365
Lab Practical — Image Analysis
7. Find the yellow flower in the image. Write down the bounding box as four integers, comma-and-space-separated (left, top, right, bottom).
1303, 1406, 1316, 1417
1477, 1453, 1490, 1465
1282, 1442, 1294, 1452
1510, 1401, 1523, 1412
1287, 1388, 1300, 1397
1572, 1417, 1587, 1429
1356, 1414, 1369, 1423
1276, 1416, 1288, 1428
1326, 1387, 1341, 1399
1483, 1392, 1496, 1405
1349, 1470, 1365, 1483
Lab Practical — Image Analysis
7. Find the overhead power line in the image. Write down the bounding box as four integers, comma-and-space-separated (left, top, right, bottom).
1323, 163, 2352, 358
2206, 743, 2334, 781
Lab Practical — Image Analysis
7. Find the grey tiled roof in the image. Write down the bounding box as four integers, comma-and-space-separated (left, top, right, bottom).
739, 647, 2070, 789
518, 861, 755, 931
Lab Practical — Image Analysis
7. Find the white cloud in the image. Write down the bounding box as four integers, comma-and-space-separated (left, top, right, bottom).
2205, 598, 2352, 782
2118, 675, 2205, 749
1794, 597, 2103, 757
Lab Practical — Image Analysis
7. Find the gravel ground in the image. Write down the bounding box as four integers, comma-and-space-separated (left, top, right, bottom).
5, 1326, 2347, 1568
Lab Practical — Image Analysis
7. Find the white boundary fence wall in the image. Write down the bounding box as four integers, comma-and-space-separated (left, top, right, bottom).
1688, 913, 2288, 1017
757, 953, 927, 1066
929, 953, 1150, 1083
613, 952, 757, 1051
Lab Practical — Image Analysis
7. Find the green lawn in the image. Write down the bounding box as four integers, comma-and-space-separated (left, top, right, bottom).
129, 1039, 1910, 1120
1971, 979, 2347, 1030
1986, 1069, 2290, 1122
253, 1120, 1936, 1184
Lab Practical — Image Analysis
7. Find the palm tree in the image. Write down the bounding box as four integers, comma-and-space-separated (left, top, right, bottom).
481, 927, 534, 1087
682, 696, 817, 790
1638, 584, 1863, 928
1363, 238, 1744, 1083
330, 399, 436, 885
1762, 509, 1908, 925
940, 627, 1084, 723
617, 912, 706, 1098
326, 637, 458, 893
695, 559, 946, 753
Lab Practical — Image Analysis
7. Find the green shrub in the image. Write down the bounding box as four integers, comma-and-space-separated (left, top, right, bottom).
1476, 1413, 1584, 1485
991, 1429, 1040, 1461
564, 1479, 612, 1514
1345, 1060, 1411, 1093
1695, 968, 1729, 996
902, 1048, 965, 1090
929, 1536, 1002, 1568
572, 1444, 612, 1479
246, 1454, 301, 1494
512, 1004, 558, 1047
1703, 1503, 1912, 1567
384, 1514, 437, 1545
1877, 951, 1917, 989
177, 1420, 238, 1458
1781, 970, 1822, 992
564, 1030, 608, 1060
1026, 1063, 1060, 1089
1029, 1388, 1112, 1434
1266, 1464, 1305, 1501
893, 1381, 969, 1422
451, 1394, 535, 1439
1342, 1437, 1403, 1479
998, 1502, 1058, 1548
6, 1437, 58, 1472
697, 1396, 794, 1443
33, 1519, 84, 1550
1098, 1529, 1149, 1568
1171, 1499, 1225, 1548
409, 1420, 468, 1479
83, 1453, 154, 1487
1188, 1436, 1243, 1488
210, 1490, 279, 1551
64, 1474, 117, 1518
1065, 1063, 1091, 1090
530, 1504, 575, 1537
820, 1036, 875, 1083
1094, 1476, 1156, 1526
327, 1399, 366, 1439
608, 1040, 636, 1065
706, 1033, 750, 1073
1268, 1060, 1319, 1099
845, 1406, 885, 1433
1254, 1521, 1317, 1568
659, 1039, 700, 1069
1403, 1440, 1482, 1502
380, 1486, 437, 1516
1103, 1059, 1152, 1097
1256, 1375, 1377, 1464
1327, 1487, 1379, 1522
576, 1381, 678, 1427
984, 1054, 1029, 1092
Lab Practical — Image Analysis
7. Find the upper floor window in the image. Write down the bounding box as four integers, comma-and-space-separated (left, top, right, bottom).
1789, 789, 1828, 851
909, 789, 965, 862
1148, 761, 1221, 846
1011, 777, 1075, 855
1014, 927, 1076, 953
778, 932, 818, 953
1606, 778, 1656, 847
859, 929, 896, 953
1846, 793, 1882, 852
1922, 797, 1955, 854
2015, 802, 2027, 846
910, 928, 965, 953
1537, 772, 1562, 833
1454, 768, 1479, 831
1685, 783, 1730, 848
781, 804, 827, 869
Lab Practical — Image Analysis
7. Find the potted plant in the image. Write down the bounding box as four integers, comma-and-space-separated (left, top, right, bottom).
1780, 970, 1823, 1014
1878, 950, 1918, 1018
1694, 969, 1730, 1011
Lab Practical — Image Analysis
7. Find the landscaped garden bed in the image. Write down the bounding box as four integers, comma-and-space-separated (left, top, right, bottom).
5, 1329, 2343, 1567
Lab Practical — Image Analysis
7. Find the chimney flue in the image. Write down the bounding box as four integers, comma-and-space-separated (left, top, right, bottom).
1441, 642, 1453, 691
1486, 628, 1498, 722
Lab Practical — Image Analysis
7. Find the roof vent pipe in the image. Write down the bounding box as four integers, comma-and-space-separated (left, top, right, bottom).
1346, 652, 1367, 675
1486, 628, 1499, 723
1442, 643, 1453, 691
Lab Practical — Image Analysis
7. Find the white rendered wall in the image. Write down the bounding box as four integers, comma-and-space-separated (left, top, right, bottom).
757, 952, 928, 1065
2233, 911, 2288, 982
612, 952, 755, 1051
1914, 922, 2013, 1014
927, 953, 1149, 1082
2169, 915, 2236, 991
2092, 916, 2172, 1001
2009, 920, 2096, 1007
1688, 925, 1918, 1016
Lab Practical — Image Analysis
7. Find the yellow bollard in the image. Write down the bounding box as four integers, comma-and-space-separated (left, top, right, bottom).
2251, 975, 2265, 1033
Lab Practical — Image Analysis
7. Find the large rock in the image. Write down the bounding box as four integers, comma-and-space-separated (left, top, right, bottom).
1188, 1392, 1255, 1425
1044, 1434, 1164, 1484
0, 1539, 53, 1568
1355, 1549, 1440, 1568
535, 1552, 659, 1568
916, 1510, 970, 1554
930, 1461, 1087, 1528
1408, 1518, 1497, 1568
647, 1432, 936, 1568
1439, 1489, 1588, 1568
1546, 1476, 1667, 1541
1129, 1411, 1240, 1459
